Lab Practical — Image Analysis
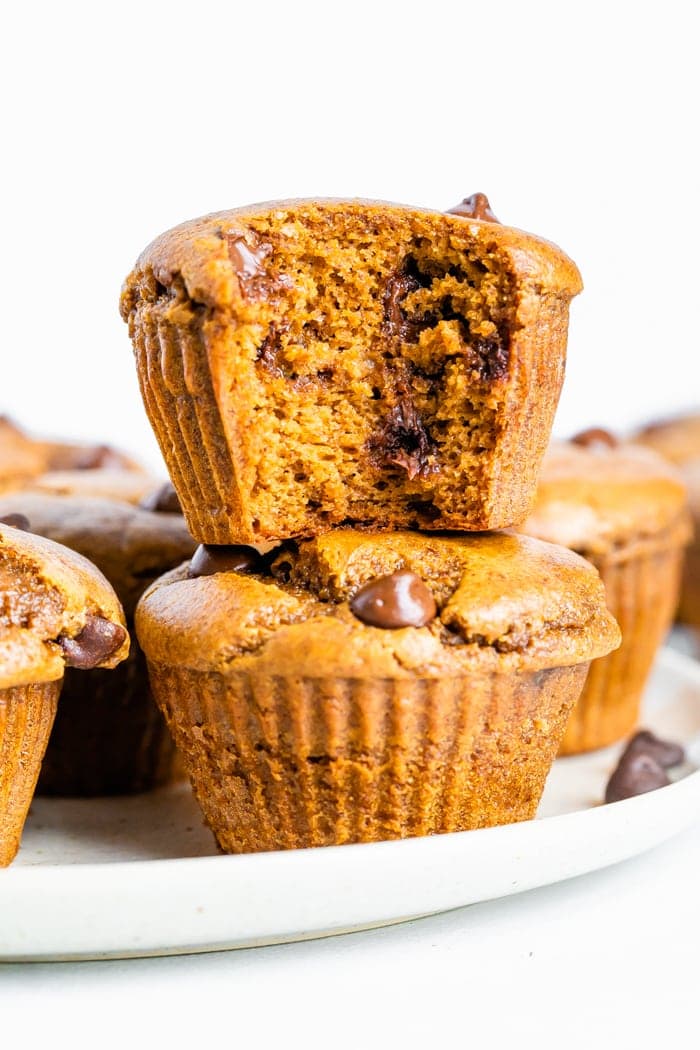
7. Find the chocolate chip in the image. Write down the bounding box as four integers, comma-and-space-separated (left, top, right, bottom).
604, 752, 671, 804
469, 337, 510, 381
58, 616, 127, 670
350, 570, 437, 629
188, 544, 265, 578
225, 234, 274, 301
368, 394, 436, 480
139, 482, 182, 514
620, 729, 685, 769
0, 513, 30, 531
447, 192, 500, 223
571, 427, 618, 449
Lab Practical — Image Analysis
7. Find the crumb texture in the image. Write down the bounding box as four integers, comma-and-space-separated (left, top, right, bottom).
122, 200, 582, 542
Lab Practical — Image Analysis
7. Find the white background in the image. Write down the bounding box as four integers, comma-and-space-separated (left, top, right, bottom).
2, 0, 700, 1042
2, 0, 698, 472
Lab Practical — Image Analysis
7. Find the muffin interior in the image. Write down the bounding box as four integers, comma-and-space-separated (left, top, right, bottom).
141, 207, 521, 536
231, 209, 516, 531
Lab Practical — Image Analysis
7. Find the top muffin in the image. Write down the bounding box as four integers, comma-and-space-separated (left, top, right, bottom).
121, 198, 581, 544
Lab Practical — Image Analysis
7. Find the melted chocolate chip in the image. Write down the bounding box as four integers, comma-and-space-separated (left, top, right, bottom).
571, 427, 619, 449
225, 233, 278, 301
350, 570, 437, 629
620, 729, 685, 769
188, 544, 265, 578
58, 616, 127, 670
256, 324, 285, 376
447, 192, 500, 223
470, 337, 510, 381
368, 398, 436, 480
139, 482, 182, 514
0, 513, 30, 531
604, 751, 671, 804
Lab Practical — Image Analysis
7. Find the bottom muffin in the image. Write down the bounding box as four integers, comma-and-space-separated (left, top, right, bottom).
136, 530, 620, 853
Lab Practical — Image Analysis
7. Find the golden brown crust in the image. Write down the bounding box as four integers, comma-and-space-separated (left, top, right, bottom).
635, 411, 700, 465
136, 530, 619, 676
521, 440, 691, 555
0, 524, 129, 689
0, 492, 195, 618
121, 199, 582, 543
121, 199, 582, 315
25, 468, 157, 506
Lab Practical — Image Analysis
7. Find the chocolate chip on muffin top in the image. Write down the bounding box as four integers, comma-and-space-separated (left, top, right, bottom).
136, 529, 620, 678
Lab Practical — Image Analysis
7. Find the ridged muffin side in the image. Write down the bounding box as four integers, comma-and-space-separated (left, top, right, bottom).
136, 530, 619, 853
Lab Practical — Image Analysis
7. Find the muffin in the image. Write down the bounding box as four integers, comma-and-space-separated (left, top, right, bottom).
121, 196, 582, 544
136, 529, 619, 853
520, 434, 691, 753
0, 415, 154, 502
0, 493, 196, 795
0, 416, 46, 492
0, 519, 128, 864
635, 412, 700, 626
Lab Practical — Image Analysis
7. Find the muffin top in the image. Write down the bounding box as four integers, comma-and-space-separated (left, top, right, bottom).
0, 416, 46, 490
120, 197, 582, 320
0, 521, 129, 690
26, 468, 158, 506
0, 493, 196, 618
635, 411, 700, 466
0, 416, 152, 500
136, 529, 620, 678
521, 439, 691, 556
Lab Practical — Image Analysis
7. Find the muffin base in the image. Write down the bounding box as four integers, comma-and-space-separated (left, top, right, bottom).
560, 540, 685, 755
36, 646, 178, 797
0, 681, 60, 867
147, 661, 588, 853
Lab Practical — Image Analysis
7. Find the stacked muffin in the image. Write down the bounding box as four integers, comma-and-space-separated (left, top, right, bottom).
121, 195, 620, 853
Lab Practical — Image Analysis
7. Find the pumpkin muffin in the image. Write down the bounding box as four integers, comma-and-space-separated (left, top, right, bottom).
635, 411, 700, 626
0, 416, 46, 492
136, 529, 619, 854
0, 415, 154, 503
0, 519, 128, 865
520, 433, 691, 753
120, 196, 582, 544
0, 493, 196, 795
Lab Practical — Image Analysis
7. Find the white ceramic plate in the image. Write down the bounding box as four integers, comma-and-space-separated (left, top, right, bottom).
2, 646, 699, 961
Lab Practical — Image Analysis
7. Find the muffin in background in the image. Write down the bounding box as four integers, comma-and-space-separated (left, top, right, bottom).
121, 197, 582, 544
635, 411, 700, 627
136, 529, 619, 854
0, 520, 128, 865
521, 433, 691, 754
0, 414, 156, 503
0, 493, 195, 796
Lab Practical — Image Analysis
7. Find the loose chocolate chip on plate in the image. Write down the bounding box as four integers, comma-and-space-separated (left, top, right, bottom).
58, 616, 127, 670
0, 513, 30, 531
188, 543, 265, 578
350, 570, 437, 629
620, 728, 685, 769
604, 751, 671, 804
570, 427, 618, 449
139, 481, 182, 514
447, 192, 500, 223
